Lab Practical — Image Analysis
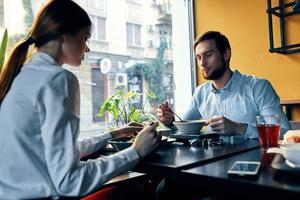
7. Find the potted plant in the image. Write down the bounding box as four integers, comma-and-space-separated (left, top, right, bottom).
0, 28, 8, 72
97, 89, 157, 128
97, 89, 162, 151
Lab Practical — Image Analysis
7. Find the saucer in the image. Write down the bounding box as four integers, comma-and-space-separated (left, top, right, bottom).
177, 130, 202, 135
271, 154, 300, 173
285, 159, 300, 168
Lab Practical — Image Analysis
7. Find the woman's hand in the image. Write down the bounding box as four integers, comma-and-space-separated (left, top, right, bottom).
156, 101, 174, 126
109, 122, 144, 139
133, 121, 161, 158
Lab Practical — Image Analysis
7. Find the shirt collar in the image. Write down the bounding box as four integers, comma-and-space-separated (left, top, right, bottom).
30, 52, 58, 66
210, 69, 242, 93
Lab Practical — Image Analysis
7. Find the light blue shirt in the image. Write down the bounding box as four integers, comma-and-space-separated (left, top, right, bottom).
183, 70, 291, 139
0, 52, 140, 199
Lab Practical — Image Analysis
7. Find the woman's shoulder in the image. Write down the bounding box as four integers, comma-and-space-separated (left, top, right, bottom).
47, 67, 78, 87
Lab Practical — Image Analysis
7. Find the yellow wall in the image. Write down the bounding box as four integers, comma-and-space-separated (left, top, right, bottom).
194, 0, 300, 101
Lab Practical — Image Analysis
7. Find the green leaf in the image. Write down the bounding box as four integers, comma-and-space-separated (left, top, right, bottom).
124, 90, 140, 99
98, 88, 157, 126
129, 108, 142, 122
146, 89, 156, 99
110, 103, 121, 119
144, 113, 157, 121
97, 94, 115, 116
0, 28, 8, 71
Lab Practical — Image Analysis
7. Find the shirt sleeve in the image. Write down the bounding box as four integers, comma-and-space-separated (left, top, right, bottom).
252, 79, 291, 138
39, 71, 140, 197
77, 132, 112, 158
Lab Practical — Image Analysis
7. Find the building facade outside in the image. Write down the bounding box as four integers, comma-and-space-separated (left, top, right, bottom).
1, 0, 175, 138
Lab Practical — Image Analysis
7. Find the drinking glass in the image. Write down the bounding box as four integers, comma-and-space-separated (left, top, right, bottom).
256, 115, 280, 150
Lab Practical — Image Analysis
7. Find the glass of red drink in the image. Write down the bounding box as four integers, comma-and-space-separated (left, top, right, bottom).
256, 115, 280, 150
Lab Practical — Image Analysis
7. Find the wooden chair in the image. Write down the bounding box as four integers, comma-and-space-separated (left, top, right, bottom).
290, 121, 300, 130
81, 186, 118, 200
81, 172, 148, 200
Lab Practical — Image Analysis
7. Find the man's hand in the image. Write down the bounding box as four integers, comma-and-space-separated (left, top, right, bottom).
156, 101, 174, 126
206, 116, 247, 135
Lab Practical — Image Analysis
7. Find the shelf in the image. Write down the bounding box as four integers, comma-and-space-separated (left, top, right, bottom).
269, 43, 300, 54
267, 0, 300, 54
267, 8, 300, 17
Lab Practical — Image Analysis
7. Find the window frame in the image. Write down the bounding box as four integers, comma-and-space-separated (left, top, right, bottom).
172, 0, 196, 115
126, 22, 142, 47
89, 15, 106, 41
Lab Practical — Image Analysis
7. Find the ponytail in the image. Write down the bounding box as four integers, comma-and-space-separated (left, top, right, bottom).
0, 0, 91, 102
0, 37, 34, 102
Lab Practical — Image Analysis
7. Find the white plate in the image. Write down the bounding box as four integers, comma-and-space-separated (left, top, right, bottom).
285, 159, 300, 168
271, 154, 300, 173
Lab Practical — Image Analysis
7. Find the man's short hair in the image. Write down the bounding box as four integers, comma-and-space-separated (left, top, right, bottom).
193, 31, 231, 55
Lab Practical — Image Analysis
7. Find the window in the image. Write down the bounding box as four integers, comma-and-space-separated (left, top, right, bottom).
89, 15, 106, 41
126, 23, 141, 46
0, 0, 3, 27
159, 29, 172, 49
87, 0, 106, 13
2, 0, 195, 139
127, 0, 142, 4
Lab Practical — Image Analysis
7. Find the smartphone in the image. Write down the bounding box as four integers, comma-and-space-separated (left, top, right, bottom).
227, 161, 261, 176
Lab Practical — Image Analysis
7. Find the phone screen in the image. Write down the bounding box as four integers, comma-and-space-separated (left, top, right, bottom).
227, 161, 260, 176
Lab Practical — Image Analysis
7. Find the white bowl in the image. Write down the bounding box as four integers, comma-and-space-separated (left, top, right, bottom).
157, 128, 172, 137
267, 143, 300, 166
173, 120, 206, 134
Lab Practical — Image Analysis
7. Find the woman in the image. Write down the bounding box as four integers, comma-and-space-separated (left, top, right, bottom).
0, 0, 161, 199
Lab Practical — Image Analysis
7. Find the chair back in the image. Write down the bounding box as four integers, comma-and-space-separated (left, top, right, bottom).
290, 121, 300, 130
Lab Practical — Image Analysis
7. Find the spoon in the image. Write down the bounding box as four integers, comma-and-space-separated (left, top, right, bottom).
169, 109, 184, 122
159, 100, 184, 122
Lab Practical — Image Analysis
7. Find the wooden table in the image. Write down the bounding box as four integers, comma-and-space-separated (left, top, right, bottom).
81, 152, 149, 199
104, 171, 147, 187
178, 148, 300, 199
88, 138, 260, 199
138, 139, 260, 177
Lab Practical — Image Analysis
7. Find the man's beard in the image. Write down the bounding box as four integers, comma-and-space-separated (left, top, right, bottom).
202, 59, 227, 80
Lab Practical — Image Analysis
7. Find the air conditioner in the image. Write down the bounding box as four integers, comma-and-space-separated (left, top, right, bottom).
148, 40, 154, 48
115, 73, 128, 88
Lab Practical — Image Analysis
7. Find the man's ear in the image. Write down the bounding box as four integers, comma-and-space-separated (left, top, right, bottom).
61, 34, 67, 42
223, 48, 231, 62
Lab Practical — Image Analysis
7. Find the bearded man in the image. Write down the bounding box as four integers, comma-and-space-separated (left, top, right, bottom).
157, 31, 290, 140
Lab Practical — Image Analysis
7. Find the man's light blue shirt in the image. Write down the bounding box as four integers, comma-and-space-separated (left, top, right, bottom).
183, 70, 291, 139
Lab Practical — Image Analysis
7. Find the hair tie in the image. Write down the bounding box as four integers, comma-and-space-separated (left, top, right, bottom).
24, 36, 35, 45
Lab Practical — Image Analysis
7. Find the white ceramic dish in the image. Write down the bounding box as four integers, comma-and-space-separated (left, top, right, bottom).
157, 128, 172, 137
173, 120, 206, 134
109, 136, 172, 151
267, 143, 300, 166
271, 154, 300, 172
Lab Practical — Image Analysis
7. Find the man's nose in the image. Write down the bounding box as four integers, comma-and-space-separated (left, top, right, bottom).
199, 58, 207, 66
